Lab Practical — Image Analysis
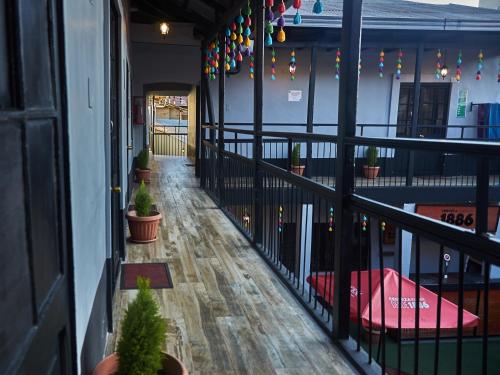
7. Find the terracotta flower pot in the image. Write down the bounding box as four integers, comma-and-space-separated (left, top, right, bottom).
291, 165, 305, 176
135, 168, 151, 183
93, 352, 188, 375
363, 165, 380, 179
126, 210, 161, 243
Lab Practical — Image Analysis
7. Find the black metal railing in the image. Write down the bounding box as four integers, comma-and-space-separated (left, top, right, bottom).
201, 123, 500, 374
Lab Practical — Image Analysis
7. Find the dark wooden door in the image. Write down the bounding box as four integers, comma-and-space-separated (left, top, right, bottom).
0, 0, 74, 373
110, 2, 122, 291
395, 83, 451, 176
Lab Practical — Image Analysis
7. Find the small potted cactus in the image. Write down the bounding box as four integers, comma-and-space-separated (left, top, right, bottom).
126, 181, 161, 243
363, 145, 380, 179
93, 277, 188, 375
135, 149, 151, 183
291, 143, 305, 176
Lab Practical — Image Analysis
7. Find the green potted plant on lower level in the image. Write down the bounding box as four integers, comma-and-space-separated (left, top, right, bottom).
93, 277, 188, 375
291, 143, 305, 176
135, 148, 151, 183
126, 181, 161, 243
363, 145, 380, 179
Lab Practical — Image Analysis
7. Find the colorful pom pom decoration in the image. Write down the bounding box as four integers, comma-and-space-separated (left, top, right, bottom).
455, 50, 462, 82
278, 206, 283, 233
313, 0, 323, 14
335, 48, 341, 80
396, 49, 403, 80
378, 49, 385, 78
276, 1, 286, 43
289, 49, 296, 80
361, 214, 368, 232
328, 207, 334, 232
249, 52, 254, 79
271, 48, 277, 80
293, 0, 302, 25
497, 63, 500, 83
435, 49, 443, 80
265, 0, 274, 47
476, 50, 484, 81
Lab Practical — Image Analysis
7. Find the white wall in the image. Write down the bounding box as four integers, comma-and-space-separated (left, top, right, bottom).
208, 47, 500, 136
63, 0, 129, 371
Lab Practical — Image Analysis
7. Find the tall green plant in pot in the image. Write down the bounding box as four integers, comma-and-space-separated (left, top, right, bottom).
118, 277, 166, 375
136, 148, 151, 183
291, 143, 305, 176
126, 181, 162, 243
92, 278, 189, 375
363, 145, 380, 179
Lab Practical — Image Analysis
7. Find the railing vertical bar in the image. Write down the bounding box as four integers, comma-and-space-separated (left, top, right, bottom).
433, 245, 444, 375
378, 220, 386, 373
414, 235, 421, 375
482, 262, 490, 375
456, 252, 465, 375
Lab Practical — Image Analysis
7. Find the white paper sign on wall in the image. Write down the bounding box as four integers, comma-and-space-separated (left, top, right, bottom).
288, 90, 302, 102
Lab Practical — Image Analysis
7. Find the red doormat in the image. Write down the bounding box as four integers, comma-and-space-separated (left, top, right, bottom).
121, 263, 173, 290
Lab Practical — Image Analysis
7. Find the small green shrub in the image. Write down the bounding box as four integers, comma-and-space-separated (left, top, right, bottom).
117, 277, 166, 375
291, 143, 301, 167
135, 181, 153, 217
366, 146, 379, 167
137, 149, 149, 170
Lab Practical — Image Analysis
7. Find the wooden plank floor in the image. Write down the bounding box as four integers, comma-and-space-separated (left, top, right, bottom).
109, 156, 355, 375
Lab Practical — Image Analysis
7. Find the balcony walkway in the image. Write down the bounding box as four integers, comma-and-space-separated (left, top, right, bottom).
109, 156, 354, 375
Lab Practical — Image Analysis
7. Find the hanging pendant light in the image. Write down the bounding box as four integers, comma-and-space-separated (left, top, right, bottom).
160, 22, 170, 36
440, 65, 448, 79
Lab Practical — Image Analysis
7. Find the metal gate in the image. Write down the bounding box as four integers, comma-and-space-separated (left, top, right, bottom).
151, 125, 188, 156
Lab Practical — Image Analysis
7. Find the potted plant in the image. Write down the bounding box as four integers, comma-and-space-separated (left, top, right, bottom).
93, 277, 188, 375
363, 145, 380, 179
126, 181, 161, 243
291, 143, 305, 176
135, 149, 151, 183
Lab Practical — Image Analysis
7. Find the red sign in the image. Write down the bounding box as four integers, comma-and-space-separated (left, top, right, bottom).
416, 205, 500, 232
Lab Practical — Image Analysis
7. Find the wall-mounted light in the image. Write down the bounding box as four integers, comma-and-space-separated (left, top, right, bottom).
160, 22, 169, 36
440, 64, 448, 79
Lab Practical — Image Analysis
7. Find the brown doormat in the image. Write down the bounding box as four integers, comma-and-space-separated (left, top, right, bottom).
121, 263, 173, 290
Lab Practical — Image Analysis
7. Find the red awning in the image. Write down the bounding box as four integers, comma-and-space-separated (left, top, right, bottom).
307, 268, 479, 331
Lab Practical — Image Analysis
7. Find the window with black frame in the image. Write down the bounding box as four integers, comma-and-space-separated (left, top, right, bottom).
397, 83, 451, 138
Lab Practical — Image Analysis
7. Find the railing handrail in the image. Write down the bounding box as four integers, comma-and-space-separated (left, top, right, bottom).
209, 122, 500, 129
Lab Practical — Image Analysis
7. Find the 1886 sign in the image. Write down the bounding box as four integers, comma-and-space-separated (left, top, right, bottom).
416, 205, 500, 232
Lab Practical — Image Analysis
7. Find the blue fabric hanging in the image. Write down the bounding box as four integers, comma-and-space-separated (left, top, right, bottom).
488, 103, 500, 140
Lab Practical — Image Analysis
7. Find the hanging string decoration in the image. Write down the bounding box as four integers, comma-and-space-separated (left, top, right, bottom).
380, 221, 386, 232
205, 40, 218, 81
289, 49, 296, 80
435, 49, 443, 80
243, 1, 253, 50
335, 48, 341, 80
396, 49, 403, 80
278, 206, 283, 233
265, 0, 274, 46
497, 62, 500, 83
271, 48, 277, 80
455, 50, 462, 82
358, 58, 362, 77
476, 50, 484, 81
229, 22, 238, 70
328, 207, 334, 232
203, 47, 211, 79
293, 0, 302, 25
378, 49, 385, 78
224, 28, 231, 72
313, 0, 323, 14
249, 52, 254, 79
361, 214, 368, 232
276, 0, 286, 43
236, 12, 244, 47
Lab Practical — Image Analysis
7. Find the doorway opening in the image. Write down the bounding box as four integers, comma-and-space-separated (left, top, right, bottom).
149, 95, 190, 157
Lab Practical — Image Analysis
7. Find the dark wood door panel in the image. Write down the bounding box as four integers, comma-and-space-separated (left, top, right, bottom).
0, 0, 74, 372
25, 119, 62, 311
18, 0, 54, 108
0, 123, 35, 375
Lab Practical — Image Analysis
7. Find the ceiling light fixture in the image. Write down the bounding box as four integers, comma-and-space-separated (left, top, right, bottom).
160, 22, 169, 36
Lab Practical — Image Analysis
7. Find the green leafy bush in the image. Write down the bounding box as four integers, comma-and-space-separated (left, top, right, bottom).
117, 277, 166, 375
291, 143, 301, 167
135, 181, 153, 217
137, 149, 149, 170
366, 146, 379, 167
